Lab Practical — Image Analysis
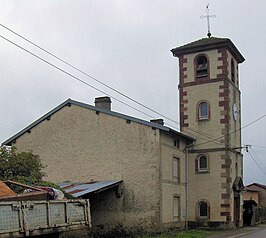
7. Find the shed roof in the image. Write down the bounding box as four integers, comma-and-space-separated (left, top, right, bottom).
59, 180, 123, 198
171, 37, 245, 63
2, 98, 194, 145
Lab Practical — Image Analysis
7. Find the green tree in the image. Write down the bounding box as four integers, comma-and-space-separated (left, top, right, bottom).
0, 146, 46, 184
0, 146, 73, 198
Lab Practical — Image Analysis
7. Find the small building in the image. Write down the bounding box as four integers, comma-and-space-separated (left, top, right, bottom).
243, 186, 259, 226
243, 188, 259, 205
2, 97, 194, 232
245, 183, 266, 206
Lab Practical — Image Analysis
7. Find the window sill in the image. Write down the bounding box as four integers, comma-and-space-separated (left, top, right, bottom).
197, 217, 209, 221
172, 181, 181, 185
198, 118, 209, 121
196, 170, 209, 174
196, 75, 208, 79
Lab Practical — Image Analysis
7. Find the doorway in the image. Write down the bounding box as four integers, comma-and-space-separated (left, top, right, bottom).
234, 194, 240, 227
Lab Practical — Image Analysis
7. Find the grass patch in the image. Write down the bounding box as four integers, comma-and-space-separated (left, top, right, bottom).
137, 230, 212, 238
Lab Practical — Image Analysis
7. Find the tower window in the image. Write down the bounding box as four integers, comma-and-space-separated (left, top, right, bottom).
199, 201, 208, 218
231, 59, 235, 83
198, 102, 209, 120
198, 155, 208, 172
196, 55, 208, 78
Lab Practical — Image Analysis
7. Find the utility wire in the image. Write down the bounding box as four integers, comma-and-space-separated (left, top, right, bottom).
0, 34, 157, 120
0, 29, 225, 145
3, 24, 261, 147
0, 33, 217, 143
0, 25, 173, 122
247, 150, 266, 176
193, 115, 266, 147
250, 145, 266, 149
250, 147, 266, 171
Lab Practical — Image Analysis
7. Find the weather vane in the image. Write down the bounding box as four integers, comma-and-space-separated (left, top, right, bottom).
200, 4, 216, 38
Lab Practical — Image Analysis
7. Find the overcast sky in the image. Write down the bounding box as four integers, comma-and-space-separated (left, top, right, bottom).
0, 0, 265, 185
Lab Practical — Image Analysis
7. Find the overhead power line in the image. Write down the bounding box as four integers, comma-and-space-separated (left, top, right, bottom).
250, 145, 266, 149
250, 147, 266, 171
0, 33, 215, 142
1, 24, 263, 147
247, 149, 266, 177
0, 27, 225, 145
0, 34, 156, 120
193, 115, 266, 147
0, 24, 170, 123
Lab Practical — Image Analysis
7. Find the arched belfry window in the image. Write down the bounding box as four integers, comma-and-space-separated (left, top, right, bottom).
196, 55, 208, 78
231, 59, 235, 83
198, 101, 209, 120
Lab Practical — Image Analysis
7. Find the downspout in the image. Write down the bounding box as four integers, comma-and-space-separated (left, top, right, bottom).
185, 141, 195, 228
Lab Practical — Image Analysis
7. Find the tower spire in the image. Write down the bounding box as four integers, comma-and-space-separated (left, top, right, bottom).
200, 4, 216, 38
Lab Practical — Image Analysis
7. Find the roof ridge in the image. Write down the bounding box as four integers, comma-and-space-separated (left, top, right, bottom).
2, 98, 194, 146
247, 183, 266, 189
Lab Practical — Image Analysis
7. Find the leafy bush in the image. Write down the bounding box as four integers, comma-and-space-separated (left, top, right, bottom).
0, 146, 45, 182
0, 146, 73, 198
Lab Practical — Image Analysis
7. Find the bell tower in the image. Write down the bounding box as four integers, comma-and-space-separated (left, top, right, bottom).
171, 37, 245, 227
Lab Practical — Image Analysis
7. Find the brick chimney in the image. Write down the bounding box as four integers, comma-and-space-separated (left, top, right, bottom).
94, 96, 112, 110
150, 119, 164, 125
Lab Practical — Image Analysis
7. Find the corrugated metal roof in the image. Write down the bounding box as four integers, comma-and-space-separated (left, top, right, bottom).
59, 180, 123, 198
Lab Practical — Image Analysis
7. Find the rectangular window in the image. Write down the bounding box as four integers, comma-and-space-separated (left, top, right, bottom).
173, 157, 180, 183
173, 196, 180, 222
174, 139, 180, 148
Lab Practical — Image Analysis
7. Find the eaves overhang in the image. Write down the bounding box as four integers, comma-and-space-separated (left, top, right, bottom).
2, 98, 193, 146
59, 180, 123, 198
171, 37, 245, 63
168, 128, 195, 142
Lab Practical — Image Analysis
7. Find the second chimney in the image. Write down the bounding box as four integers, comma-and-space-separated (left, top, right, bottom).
94, 96, 112, 110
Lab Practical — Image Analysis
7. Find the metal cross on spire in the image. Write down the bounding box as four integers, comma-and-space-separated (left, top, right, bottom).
200, 4, 216, 38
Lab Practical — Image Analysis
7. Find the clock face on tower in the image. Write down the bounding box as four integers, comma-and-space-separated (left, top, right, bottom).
232, 102, 238, 121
